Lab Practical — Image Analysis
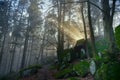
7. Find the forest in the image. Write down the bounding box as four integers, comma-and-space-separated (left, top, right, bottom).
0, 0, 120, 80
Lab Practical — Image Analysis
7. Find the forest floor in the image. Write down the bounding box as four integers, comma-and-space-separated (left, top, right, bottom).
20, 64, 94, 80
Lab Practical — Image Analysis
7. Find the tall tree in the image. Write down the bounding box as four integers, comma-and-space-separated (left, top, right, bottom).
101, 0, 117, 52
0, 1, 9, 66
87, 0, 96, 57
20, 0, 42, 69
81, 3, 90, 58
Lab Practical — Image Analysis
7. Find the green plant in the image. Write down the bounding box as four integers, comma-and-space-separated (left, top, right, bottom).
95, 38, 109, 53
95, 63, 107, 80
94, 46, 120, 80
115, 25, 120, 49
73, 60, 89, 77
61, 49, 71, 62
95, 62, 120, 80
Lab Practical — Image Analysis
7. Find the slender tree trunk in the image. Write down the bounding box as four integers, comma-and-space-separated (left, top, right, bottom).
57, 0, 63, 63
16, 43, 22, 71
81, 3, 90, 58
0, 33, 7, 66
10, 37, 17, 72
87, 1, 96, 57
20, 27, 29, 69
28, 37, 33, 65
40, 32, 46, 63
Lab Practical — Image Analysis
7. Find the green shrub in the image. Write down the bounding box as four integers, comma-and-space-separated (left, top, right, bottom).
95, 48, 120, 80
61, 49, 71, 62
95, 38, 109, 53
95, 63, 107, 80
73, 60, 89, 77
95, 62, 120, 80
115, 25, 120, 49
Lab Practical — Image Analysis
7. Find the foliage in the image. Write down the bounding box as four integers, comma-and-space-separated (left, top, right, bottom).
57, 49, 72, 69
60, 49, 71, 63
94, 49, 120, 69
73, 60, 89, 77
95, 62, 120, 80
95, 38, 109, 53
115, 25, 120, 49
53, 59, 90, 79
95, 49, 120, 80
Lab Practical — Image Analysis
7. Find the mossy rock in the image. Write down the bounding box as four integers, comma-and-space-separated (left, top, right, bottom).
75, 39, 85, 46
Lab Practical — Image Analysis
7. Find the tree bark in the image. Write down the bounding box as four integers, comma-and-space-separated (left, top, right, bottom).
101, 0, 117, 52
87, 1, 96, 57
20, 27, 29, 69
10, 37, 17, 72
57, 0, 63, 63
0, 33, 7, 66
81, 3, 90, 58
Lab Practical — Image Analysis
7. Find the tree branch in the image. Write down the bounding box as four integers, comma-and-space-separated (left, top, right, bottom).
61, 0, 104, 13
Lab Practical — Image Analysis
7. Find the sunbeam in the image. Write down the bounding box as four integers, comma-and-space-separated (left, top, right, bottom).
47, 18, 87, 41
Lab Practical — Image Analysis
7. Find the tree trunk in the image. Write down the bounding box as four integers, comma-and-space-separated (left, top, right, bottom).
40, 33, 46, 63
81, 3, 90, 58
87, 1, 96, 57
0, 33, 7, 66
101, 0, 116, 52
27, 37, 33, 65
20, 27, 29, 69
57, 0, 63, 63
10, 37, 17, 72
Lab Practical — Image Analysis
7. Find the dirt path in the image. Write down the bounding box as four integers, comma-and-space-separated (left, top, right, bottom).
20, 64, 57, 80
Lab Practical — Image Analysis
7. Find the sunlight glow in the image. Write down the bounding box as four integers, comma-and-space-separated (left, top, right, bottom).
62, 22, 85, 41
47, 18, 86, 41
